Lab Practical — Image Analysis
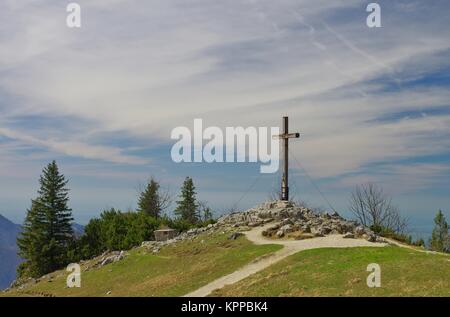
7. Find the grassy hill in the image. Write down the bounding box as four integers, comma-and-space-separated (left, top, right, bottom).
211, 246, 450, 297
2, 231, 281, 297
2, 230, 449, 297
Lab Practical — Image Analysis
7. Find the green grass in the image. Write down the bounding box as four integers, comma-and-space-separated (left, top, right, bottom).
211, 246, 450, 297
3, 232, 281, 297
4, 234, 449, 297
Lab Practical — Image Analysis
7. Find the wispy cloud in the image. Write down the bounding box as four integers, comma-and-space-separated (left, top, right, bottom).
1, 0, 450, 219
0, 127, 148, 165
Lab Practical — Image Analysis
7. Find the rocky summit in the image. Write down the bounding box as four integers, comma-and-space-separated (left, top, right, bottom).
217, 200, 383, 242
132, 200, 382, 256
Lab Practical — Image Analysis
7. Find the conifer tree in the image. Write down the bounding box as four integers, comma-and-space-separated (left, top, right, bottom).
174, 177, 198, 224
17, 161, 74, 277
429, 210, 449, 253
137, 178, 170, 218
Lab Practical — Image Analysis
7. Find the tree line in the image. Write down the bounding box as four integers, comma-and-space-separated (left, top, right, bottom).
17, 161, 214, 279
17, 162, 450, 279
349, 183, 449, 249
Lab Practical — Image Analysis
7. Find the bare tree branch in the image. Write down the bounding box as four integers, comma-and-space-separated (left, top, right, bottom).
349, 183, 407, 234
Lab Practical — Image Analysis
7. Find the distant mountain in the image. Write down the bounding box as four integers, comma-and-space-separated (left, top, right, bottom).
0, 214, 85, 290
0, 214, 22, 290
72, 223, 85, 238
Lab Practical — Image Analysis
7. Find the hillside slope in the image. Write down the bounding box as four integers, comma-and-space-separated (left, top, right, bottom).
2, 230, 281, 297
211, 246, 450, 296
2, 201, 449, 297
3, 231, 449, 297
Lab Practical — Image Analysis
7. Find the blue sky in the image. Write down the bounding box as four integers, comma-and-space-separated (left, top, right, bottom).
0, 1, 449, 238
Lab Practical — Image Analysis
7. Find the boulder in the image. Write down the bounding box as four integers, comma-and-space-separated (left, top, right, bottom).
228, 232, 244, 240
280, 218, 293, 226
280, 224, 294, 234
355, 226, 366, 236
366, 233, 377, 242
301, 225, 311, 233
343, 232, 355, 239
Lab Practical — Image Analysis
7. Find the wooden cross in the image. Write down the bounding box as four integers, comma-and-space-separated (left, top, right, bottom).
274, 116, 300, 201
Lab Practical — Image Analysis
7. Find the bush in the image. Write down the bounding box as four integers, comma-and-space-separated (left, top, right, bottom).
75, 209, 163, 260
167, 218, 194, 233
195, 219, 216, 228
72, 207, 218, 261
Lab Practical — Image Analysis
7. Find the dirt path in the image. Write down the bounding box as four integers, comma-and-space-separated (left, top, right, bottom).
183, 225, 386, 297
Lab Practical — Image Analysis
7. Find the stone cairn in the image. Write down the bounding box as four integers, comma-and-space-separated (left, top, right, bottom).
140, 201, 383, 255
215, 200, 382, 242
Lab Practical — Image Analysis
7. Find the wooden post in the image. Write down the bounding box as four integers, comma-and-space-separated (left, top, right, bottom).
276, 116, 300, 201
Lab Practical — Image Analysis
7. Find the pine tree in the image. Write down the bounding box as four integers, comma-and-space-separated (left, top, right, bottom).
17, 161, 74, 277
429, 210, 449, 253
137, 178, 163, 218
174, 177, 198, 224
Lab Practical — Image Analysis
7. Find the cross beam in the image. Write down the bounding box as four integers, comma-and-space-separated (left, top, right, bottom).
274, 116, 300, 201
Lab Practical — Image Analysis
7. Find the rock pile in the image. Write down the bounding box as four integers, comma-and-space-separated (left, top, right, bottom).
141, 223, 219, 253
79, 250, 129, 271
217, 200, 382, 242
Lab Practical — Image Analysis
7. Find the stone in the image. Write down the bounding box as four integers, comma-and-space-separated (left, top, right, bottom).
276, 230, 285, 238
141, 241, 157, 248
280, 218, 293, 226
301, 225, 311, 233
269, 224, 281, 231
355, 226, 366, 236
366, 234, 377, 242
343, 232, 355, 239
330, 211, 341, 218
280, 224, 294, 234
228, 232, 243, 240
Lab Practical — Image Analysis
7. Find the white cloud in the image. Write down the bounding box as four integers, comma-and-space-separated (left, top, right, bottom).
338, 162, 450, 194
0, 127, 147, 165
0, 0, 449, 182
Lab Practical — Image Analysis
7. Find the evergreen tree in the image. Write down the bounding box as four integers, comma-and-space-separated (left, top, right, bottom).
17, 161, 74, 277
174, 177, 198, 224
137, 178, 165, 218
429, 210, 449, 253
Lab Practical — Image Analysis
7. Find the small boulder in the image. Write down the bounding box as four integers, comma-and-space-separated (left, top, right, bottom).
366, 234, 377, 242
280, 218, 293, 226
355, 226, 366, 236
280, 224, 294, 234
228, 232, 244, 240
343, 232, 355, 239
301, 225, 311, 233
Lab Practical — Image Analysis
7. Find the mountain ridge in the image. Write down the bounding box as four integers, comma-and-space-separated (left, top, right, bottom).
0, 214, 85, 290
0, 214, 22, 290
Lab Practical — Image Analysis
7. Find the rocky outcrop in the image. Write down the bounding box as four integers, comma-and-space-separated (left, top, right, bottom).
141, 223, 220, 253
217, 200, 383, 243
78, 250, 130, 271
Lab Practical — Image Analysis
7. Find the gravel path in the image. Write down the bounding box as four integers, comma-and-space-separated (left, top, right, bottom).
184, 224, 386, 297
